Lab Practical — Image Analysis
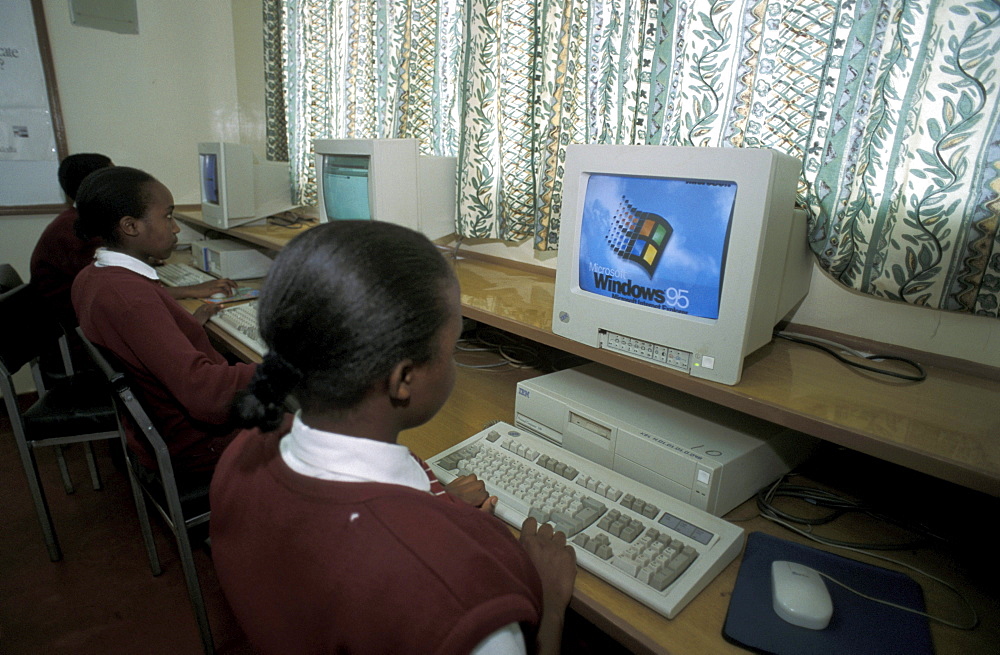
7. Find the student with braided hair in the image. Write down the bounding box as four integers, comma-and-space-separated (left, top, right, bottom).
210, 220, 577, 655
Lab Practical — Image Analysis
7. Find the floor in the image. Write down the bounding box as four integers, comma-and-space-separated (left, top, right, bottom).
0, 402, 252, 654
0, 397, 629, 655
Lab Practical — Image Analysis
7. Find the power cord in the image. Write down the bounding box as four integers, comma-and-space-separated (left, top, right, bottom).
437, 236, 465, 261
773, 331, 926, 381
756, 480, 929, 549
266, 211, 318, 229
455, 325, 542, 369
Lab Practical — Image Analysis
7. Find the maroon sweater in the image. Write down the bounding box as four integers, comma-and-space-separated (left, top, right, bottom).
72, 264, 256, 473
29, 207, 101, 327
210, 426, 544, 655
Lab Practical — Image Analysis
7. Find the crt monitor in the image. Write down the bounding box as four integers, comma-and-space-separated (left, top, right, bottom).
552, 144, 811, 386
198, 142, 296, 229
313, 138, 457, 240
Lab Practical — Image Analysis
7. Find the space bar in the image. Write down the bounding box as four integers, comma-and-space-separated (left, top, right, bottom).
488, 487, 531, 526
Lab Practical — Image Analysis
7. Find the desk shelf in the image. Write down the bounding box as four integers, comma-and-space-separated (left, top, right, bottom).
175, 208, 314, 251
176, 211, 997, 655
451, 254, 1000, 498
175, 209, 1000, 497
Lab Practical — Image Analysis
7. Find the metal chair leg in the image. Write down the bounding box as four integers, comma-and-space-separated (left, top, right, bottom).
14, 441, 62, 562
55, 445, 75, 494
125, 465, 162, 576
84, 441, 103, 490
175, 524, 214, 654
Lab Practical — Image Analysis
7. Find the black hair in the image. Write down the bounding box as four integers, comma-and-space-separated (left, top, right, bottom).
74, 166, 157, 244
58, 153, 112, 200
235, 221, 457, 431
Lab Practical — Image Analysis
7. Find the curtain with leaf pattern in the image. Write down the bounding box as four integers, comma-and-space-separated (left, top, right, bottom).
264, 0, 1000, 317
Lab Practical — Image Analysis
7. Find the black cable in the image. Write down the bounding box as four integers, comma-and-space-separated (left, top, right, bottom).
774, 332, 926, 381
455, 325, 542, 369
756, 477, 930, 550
266, 212, 317, 229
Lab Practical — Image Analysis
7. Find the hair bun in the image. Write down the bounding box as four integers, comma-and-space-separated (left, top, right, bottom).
260, 351, 302, 391
234, 351, 302, 431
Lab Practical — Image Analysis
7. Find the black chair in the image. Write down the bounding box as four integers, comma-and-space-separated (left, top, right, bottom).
6, 262, 103, 473
0, 263, 22, 293
0, 283, 120, 562
77, 327, 215, 655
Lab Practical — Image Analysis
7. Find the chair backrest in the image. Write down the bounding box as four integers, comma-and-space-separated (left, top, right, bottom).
0, 283, 65, 378
74, 327, 207, 522
75, 329, 175, 475
0, 263, 23, 294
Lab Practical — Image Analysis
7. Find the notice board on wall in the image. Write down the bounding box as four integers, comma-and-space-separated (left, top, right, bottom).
0, 0, 68, 214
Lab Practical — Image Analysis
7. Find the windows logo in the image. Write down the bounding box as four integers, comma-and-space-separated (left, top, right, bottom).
605, 196, 673, 277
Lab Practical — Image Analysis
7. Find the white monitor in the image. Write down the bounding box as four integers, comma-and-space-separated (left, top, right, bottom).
198, 142, 296, 229
313, 138, 457, 240
552, 144, 811, 386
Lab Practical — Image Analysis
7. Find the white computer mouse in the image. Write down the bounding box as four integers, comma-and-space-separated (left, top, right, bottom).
211, 292, 227, 299
771, 560, 833, 630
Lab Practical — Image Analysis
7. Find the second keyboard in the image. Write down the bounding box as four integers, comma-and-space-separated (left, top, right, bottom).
157, 262, 216, 287
210, 300, 267, 356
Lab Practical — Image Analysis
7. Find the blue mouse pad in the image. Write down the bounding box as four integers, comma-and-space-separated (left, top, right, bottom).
723, 532, 932, 655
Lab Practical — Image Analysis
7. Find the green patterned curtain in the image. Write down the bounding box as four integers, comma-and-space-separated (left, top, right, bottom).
264, 0, 1000, 317
800, 1, 1000, 314
267, 0, 463, 203
263, 0, 289, 162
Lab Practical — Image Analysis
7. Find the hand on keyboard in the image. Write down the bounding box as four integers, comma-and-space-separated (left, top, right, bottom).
519, 517, 577, 654
443, 474, 496, 512
193, 302, 224, 325
176, 277, 238, 299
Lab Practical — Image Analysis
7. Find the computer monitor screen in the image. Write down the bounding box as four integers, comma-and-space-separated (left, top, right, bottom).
313, 138, 457, 240
197, 142, 295, 229
553, 144, 810, 386
320, 154, 372, 221
200, 153, 220, 206
578, 173, 737, 321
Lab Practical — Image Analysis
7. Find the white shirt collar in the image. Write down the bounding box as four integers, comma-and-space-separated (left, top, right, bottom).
94, 247, 159, 280
279, 413, 431, 492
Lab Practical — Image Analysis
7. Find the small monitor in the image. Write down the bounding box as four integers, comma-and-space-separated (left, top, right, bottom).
552, 145, 811, 386
320, 154, 372, 220
313, 138, 457, 240
201, 153, 221, 205
198, 142, 296, 229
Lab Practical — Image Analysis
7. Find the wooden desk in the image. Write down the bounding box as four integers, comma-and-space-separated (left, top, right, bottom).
401, 362, 998, 655
175, 208, 316, 251
175, 208, 1000, 498
174, 212, 999, 654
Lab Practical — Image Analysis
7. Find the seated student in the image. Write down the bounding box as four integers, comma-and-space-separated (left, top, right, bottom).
30, 152, 237, 331
71, 166, 256, 479
210, 221, 577, 655
29, 153, 111, 329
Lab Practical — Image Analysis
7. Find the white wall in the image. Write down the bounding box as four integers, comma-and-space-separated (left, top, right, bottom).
0, 0, 250, 391
47, 0, 244, 201
1, 0, 258, 277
